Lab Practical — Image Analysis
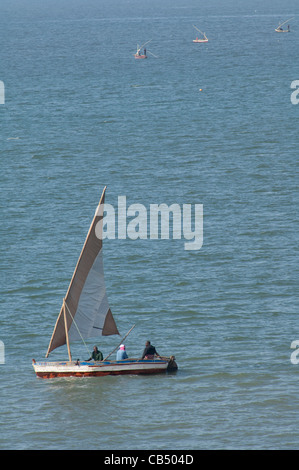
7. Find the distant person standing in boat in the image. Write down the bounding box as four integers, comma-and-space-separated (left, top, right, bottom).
86, 345, 103, 362
144, 48, 146, 56
142, 340, 161, 360
116, 344, 128, 360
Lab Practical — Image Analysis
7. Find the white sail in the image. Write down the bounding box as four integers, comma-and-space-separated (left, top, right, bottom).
275, 17, 294, 31
193, 25, 208, 42
277, 17, 294, 28
46, 187, 119, 358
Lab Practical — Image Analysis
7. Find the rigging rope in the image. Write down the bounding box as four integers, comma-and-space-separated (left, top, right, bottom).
64, 299, 92, 359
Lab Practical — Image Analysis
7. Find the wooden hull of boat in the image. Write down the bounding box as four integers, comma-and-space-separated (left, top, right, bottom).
32, 357, 177, 379
193, 39, 208, 43
275, 29, 290, 32
134, 54, 147, 59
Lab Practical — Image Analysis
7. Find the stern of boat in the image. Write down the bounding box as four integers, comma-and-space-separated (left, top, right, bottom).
166, 356, 178, 372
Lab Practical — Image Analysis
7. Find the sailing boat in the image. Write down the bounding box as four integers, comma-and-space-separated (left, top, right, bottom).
134, 40, 158, 59
32, 187, 177, 378
275, 17, 294, 32
193, 25, 208, 43
134, 40, 150, 59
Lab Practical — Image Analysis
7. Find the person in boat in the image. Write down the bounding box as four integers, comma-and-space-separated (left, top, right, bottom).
86, 346, 103, 362
144, 48, 146, 56
116, 344, 128, 360
141, 340, 161, 360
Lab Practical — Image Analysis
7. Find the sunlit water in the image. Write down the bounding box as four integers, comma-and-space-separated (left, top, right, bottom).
0, 0, 298, 450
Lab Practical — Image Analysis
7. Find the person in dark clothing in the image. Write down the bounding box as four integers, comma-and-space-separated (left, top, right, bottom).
86, 346, 103, 362
141, 340, 161, 359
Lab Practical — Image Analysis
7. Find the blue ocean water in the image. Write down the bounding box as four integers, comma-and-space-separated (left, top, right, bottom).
0, 0, 298, 450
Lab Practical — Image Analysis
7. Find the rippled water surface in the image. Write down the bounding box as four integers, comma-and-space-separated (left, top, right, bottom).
0, 0, 298, 450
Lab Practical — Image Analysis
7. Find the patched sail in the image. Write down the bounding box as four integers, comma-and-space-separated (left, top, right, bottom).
46, 187, 119, 357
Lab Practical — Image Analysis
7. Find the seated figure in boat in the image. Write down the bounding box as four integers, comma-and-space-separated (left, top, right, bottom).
142, 340, 161, 360
86, 345, 103, 362
116, 344, 128, 360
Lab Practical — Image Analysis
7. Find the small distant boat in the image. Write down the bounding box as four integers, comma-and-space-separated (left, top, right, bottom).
275, 17, 294, 32
32, 187, 177, 378
193, 25, 208, 43
134, 40, 150, 59
135, 49, 147, 59
134, 40, 158, 59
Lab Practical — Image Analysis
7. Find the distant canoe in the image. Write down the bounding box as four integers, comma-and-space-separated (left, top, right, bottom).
193, 25, 208, 43
133, 39, 158, 59
193, 37, 208, 43
275, 17, 294, 32
134, 54, 147, 59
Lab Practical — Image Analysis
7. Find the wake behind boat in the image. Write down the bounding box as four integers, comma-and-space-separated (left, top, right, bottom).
32, 187, 177, 378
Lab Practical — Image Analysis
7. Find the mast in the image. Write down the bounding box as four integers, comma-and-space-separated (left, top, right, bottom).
63, 299, 72, 362
193, 25, 205, 36
276, 17, 294, 30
